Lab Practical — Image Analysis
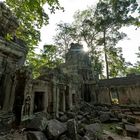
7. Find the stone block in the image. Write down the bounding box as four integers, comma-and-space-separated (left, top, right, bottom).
125, 124, 139, 138
46, 119, 67, 139
67, 119, 78, 140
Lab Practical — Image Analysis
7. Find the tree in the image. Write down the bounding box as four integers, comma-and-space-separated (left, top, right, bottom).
126, 46, 140, 75
28, 44, 62, 78
54, 22, 77, 59
107, 47, 127, 77
94, 0, 139, 79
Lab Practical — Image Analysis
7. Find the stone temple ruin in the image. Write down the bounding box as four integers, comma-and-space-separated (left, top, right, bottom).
31, 43, 96, 118
1, 2, 140, 140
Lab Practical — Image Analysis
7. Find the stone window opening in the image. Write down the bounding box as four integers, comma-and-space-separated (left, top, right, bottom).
33, 92, 45, 113
72, 94, 76, 105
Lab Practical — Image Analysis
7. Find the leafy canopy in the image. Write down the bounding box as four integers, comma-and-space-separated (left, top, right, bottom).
5, 0, 62, 48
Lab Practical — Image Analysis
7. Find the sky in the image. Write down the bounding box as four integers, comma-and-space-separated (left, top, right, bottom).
39, 0, 140, 65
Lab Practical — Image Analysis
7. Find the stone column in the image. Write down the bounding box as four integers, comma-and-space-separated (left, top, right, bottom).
9, 76, 17, 111
62, 91, 66, 112
44, 85, 48, 113
56, 87, 59, 118
69, 84, 72, 110
3, 74, 12, 111
53, 84, 57, 118
30, 90, 35, 115
67, 119, 78, 140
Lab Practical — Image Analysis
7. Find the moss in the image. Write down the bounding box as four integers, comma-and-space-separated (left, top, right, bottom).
102, 123, 120, 134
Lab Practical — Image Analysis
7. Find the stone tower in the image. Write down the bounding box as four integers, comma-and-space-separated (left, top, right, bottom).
65, 43, 95, 103
65, 43, 93, 81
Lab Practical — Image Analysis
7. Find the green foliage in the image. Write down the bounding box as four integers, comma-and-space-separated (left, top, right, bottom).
5, 0, 61, 48
126, 66, 140, 74
26, 44, 62, 78
42, 44, 63, 67
54, 22, 77, 58
126, 46, 140, 75
94, 0, 139, 78
107, 47, 127, 77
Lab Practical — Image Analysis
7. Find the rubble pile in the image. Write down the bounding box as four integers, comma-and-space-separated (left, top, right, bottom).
1, 104, 140, 140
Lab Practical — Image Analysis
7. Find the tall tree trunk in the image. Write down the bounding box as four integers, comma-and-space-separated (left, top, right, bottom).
103, 29, 109, 79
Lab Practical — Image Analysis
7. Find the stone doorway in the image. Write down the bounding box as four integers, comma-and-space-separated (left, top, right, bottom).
0, 74, 6, 109
59, 91, 63, 112
84, 84, 91, 102
33, 92, 44, 113
65, 86, 69, 111
13, 75, 25, 126
110, 88, 119, 104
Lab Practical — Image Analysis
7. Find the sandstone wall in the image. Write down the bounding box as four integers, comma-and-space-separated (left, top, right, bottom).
96, 75, 140, 105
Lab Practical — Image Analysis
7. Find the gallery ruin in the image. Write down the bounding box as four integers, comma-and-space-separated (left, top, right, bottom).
1, 2, 140, 140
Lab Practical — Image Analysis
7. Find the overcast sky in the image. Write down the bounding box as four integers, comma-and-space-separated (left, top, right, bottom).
38, 0, 140, 65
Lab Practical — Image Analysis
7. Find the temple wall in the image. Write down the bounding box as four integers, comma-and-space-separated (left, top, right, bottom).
96, 75, 140, 105
96, 87, 111, 104
31, 80, 49, 115
0, 39, 27, 112
0, 3, 27, 115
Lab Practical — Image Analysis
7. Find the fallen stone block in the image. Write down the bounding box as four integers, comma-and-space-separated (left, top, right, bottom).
26, 115, 48, 131
66, 112, 76, 119
125, 124, 139, 138
127, 116, 136, 124
27, 131, 47, 140
59, 115, 68, 122
45, 119, 67, 139
85, 123, 102, 139
115, 126, 124, 135
67, 119, 78, 140
99, 112, 110, 123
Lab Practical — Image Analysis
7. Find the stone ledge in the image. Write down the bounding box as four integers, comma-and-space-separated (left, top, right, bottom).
0, 38, 28, 58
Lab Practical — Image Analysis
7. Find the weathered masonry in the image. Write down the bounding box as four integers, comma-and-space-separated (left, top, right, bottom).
26, 43, 96, 118
95, 74, 140, 105
0, 3, 27, 115
1, 2, 140, 124
0, 39, 27, 112
21, 43, 140, 119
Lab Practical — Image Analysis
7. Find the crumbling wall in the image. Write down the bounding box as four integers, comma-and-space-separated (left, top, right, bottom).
96, 75, 140, 105
0, 3, 27, 113
118, 86, 140, 105
96, 87, 111, 104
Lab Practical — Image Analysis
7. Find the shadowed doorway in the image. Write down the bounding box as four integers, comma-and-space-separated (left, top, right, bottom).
33, 92, 45, 113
